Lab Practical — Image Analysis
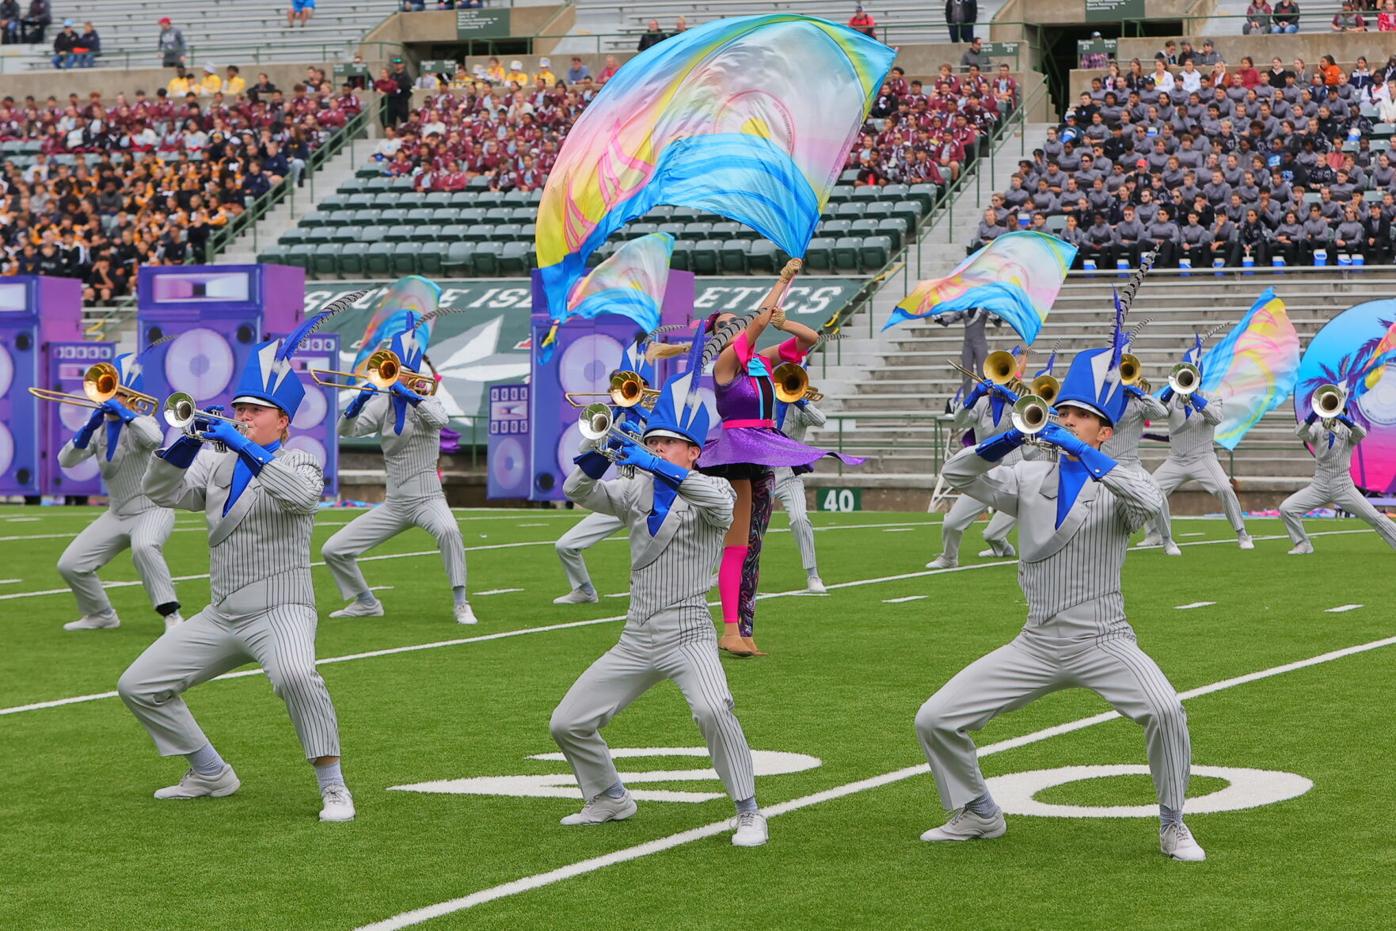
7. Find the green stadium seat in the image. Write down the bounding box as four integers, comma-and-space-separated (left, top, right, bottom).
405, 208, 434, 225
803, 237, 835, 271
712, 221, 755, 240
351, 208, 381, 226
479, 208, 511, 226
527, 189, 543, 205
851, 186, 879, 202
864, 202, 893, 220
278, 228, 309, 246
358, 225, 389, 244
322, 209, 356, 227
691, 239, 721, 274
625, 222, 659, 240
300, 210, 332, 228
424, 192, 452, 208
669, 239, 693, 271
493, 223, 522, 241
285, 243, 316, 269
829, 184, 854, 203
682, 222, 713, 240
498, 241, 532, 274
256, 246, 288, 266
365, 176, 393, 192
839, 169, 860, 183
877, 216, 908, 251
312, 244, 340, 278
430, 208, 459, 225
373, 193, 399, 208
832, 237, 860, 272
720, 240, 749, 273
859, 235, 892, 270
379, 208, 407, 227
319, 194, 352, 211
463, 224, 493, 242
835, 202, 864, 220
304, 228, 336, 245
500, 190, 526, 207
670, 207, 700, 223
657, 222, 685, 239
467, 175, 491, 191
646, 205, 674, 221
820, 219, 852, 237
508, 207, 535, 224
456, 207, 486, 225
410, 225, 440, 243
472, 241, 503, 275
890, 200, 925, 230
472, 191, 504, 208
905, 183, 938, 212
389, 176, 416, 192
384, 225, 415, 243
355, 164, 381, 178
518, 223, 536, 242
365, 242, 394, 275
391, 242, 418, 275
747, 240, 777, 274
448, 192, 477, 209
440, 223, 469, 242
418, 242, 448, 275
328, 227, 357, 244
878, 183, 909, 203
849, 219, 879, 241
337, 242, 368, 276
444, 242, 473, 276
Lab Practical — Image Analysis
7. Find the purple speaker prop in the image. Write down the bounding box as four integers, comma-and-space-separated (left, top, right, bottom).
284, 332, 340, 497
487, 383, 530, 500
136, 265, 306, 448
525, 269, 695, 502
0, 276, 84, 497
41, 341, 115, 497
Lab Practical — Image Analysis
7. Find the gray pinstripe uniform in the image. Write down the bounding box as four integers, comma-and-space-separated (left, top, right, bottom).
917, 448, 1191, 812
937, 395, 1018, 562
772, 402, 823, 573
56, 415, 178, 615
1103, 393, 1174, 536
1149, 394, 1247, 539
1281, 419, 1396, 549
550, 466, 757, 803
322, 393, 467, 599
117, 447, 341, 760
556, 510, 627, 593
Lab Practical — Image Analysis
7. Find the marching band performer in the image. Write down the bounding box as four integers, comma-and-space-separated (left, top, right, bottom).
321, 315, 474, 624
117, 316, 354, 822
550, 359, 768, 846
772, 386, 827, 594
1139, 335, 1254, 552
55, 354, 183, 632
1280, 390, 1396, 554
700, 261, 859, 657
1101, 340, 1180, 556
915, 338, 1204, 862
553, 339, 656, 605
925, 349, 1030, 570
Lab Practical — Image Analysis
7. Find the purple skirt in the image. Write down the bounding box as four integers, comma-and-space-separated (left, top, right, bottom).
700, 425, 864, 472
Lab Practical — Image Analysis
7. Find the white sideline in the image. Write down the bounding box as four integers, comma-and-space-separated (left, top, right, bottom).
0, 519, 937, 603
356, 633, 1396, 931
0, 528, 1373, 718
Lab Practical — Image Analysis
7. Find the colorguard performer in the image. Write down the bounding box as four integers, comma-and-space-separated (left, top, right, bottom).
117, 314, 354, 822
914, 335, 1205, 861
772, 384, 827, 594
321, 314, 473, 624
549, 355, 768, 846
54, 354, 183, 632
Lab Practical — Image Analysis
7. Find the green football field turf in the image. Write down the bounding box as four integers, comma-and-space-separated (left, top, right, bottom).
1, 504, 1393, 930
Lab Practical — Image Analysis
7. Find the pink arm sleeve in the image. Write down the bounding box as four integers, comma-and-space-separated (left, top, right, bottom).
732, 330, 756, 365
776, 337, 807, 365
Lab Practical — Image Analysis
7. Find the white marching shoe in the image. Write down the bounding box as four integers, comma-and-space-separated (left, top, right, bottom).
63, 611, 120, 631
926, 555, 957, 570
805, 575, 828, 594
319, 785, 356, 822
1160, 822, 1206, 861
1163, 542, 1183, 557
920, 807, 1007, 842
164, 612, 184, 632
153, 764, 241, 800
329, 599, 384, 618
731, 810, 769, 847
553, 588, 599, 605
454, 602, 479, 625
978, 541, 1016, 559
560, 790, 637, 825
1288, 542, 1314, 555
1237, 532, 1255, 551
1135, 535, 1163, 549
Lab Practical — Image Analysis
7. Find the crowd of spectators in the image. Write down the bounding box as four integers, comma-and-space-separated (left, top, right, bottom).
847, 63, 1019, 188
0, 75, 361, 302
972, 50, 1396, 267
2, 0, 51, 44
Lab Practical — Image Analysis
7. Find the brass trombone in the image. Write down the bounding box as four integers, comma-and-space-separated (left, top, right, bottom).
163, 392, 248, 453
772, 362, 824, 404
28, 361, 159, 416
564, 371, 660, 410
309, 349, 437, 397
949, 349, 1028, 398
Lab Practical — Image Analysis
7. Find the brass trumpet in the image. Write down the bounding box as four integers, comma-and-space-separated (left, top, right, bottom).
772, 362, 824, 404
28, 361, 159, 416
1119, 353, 1142, 386
310, 349, 437, 397
1011, 394, 1056, 435
564, 371, 660, 410
1030, 374, 1060, 405
949, 349, 1027, 399
1311, 383, 1346, 421
1168, 362, 1201, 396
163, 392, 248, 452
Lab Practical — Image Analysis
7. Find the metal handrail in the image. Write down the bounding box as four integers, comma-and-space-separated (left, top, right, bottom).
812, 411, 955, 478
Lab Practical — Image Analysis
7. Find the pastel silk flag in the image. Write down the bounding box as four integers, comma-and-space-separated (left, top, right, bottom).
535, 14, 895, 320
566, 232, 675, 334
1200, 288, 1300, 450
884, 231, 1077, 344
1351, 320, 1396, 401
352, 275, 440, 372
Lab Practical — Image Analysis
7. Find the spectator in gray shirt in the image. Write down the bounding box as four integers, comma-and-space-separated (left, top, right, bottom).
1058, 143, 1083, 172
1209, 213, 1239, 265
1031, 179, 1058, 213
1082, 212, 1117, 267
1114, 204, 1146, 265
1060, 213, 1086, 250
1041, 162, 1068, 192
1003, 174, 1030, 210
1334, 207, 1365, 255
1256, 190, 1283, 228
1223, 192, 1248, 224
960, 37, 991, 71
1178, 210, 1213, 264
1371, 154, 1395, 190
1318, 188, 1344, 222
1236, 171, 1261, 204
1147, 206, 1181, 266
1203, 170, 1232, 205
1330, 171, 1358, 204
969, 207, 1009, 251
1136, 188, 1161, 226
1161, 156, 1185, 189
1272, 210, 1304, 264
1302, 206, 1332, 262
1221, 154, 1244, 187
1177, 171, 1201, 204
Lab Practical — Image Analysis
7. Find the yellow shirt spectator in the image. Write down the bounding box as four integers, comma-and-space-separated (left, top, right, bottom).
167, 73, 194, 95
505, 60, 529, 85
224, 73, 247, 95
199, 74, 222, 96
533, 69, 557, 87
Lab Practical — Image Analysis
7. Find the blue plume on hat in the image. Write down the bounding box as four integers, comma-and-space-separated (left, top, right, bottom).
620, 336, 657, 387
388, 311, 429, 372
113, 353, 145, 394
1182, 330, 1204, 367
642, 320, 710, 446
1055, 347, 1128, 425
234, 303, 353, 417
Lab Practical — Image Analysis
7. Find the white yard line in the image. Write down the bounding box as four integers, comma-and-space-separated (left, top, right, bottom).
1325, 604, 1364, 614
476, 588, 524, 597
356, 634, 1396, 930
1174, 602, 1215, 610
882, 595, 928, 604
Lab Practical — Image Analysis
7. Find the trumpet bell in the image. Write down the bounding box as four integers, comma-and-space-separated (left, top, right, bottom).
1311, 384, 1346, 419
608, 371, 658, 408
984, 350, 1019, 385
579, 403, 613, 441
366, 349, 400, 389
772, 362, 810, 404
1119, 353, 1142, 386
1030, 374, 1060, 405
163, 392, 200, 430
1012, 395, 1053, 435
1168, 362, 1201, 395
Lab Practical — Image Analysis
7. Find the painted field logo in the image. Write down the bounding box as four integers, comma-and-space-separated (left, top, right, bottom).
985, 765, 1313, 818
389, 748, 822, 804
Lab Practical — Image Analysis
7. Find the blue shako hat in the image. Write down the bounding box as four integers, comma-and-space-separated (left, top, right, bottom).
619, 335, 657, 387
230, 307, 347, 417
642, 321, 710, 447
1055, 348, 1128, 426
113, 353, 145, 393
389, 311, 429, 372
